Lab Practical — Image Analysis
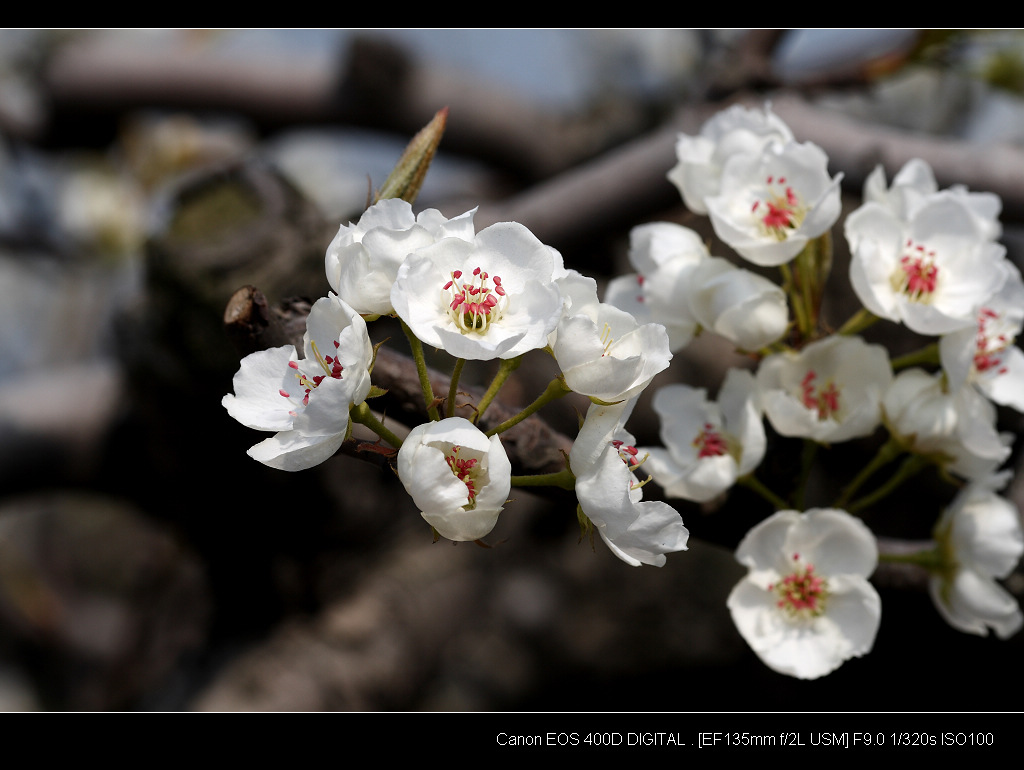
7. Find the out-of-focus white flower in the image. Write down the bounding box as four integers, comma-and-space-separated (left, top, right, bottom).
940, 262, 1024, 412
864, 158, 1002, 242
727, 508, 881, 680
222, 294, 373, 471
705, 140, 843, 267
570, 400, 689, 567
604, 222, 708, 351
757, 335, 892, 444
59, 167, 146, 258
550, 270, 671, 403
643, 368, 765, 503
397, 417, 512, 542
685, 256, 789, 351
392, 221, 563, 360
930, 471, 1024, 639
882, 368, 1012, 480
668, 104, 794, 216
325, 198, 476, 316
845, 193, 1008, 336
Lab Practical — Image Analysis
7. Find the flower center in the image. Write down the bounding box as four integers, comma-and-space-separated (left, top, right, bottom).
769, 553, 829, 620
611, 439, 652, 491
278, 340, 344, 409
692, 422, 729, 458
800, 370, 840, 420
973, 307, 1012, 376
891, 240, 939, 303
752, 176, 807, 240
443, 266, 507, 334
446, 445, 479, 508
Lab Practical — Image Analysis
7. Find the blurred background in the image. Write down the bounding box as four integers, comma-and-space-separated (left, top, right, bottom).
1, 28, 1024, 711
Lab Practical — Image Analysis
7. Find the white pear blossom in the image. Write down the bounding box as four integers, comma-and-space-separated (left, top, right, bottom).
396, 417, 512, 542
685, 256, 789, 351
325, 198, 476, 316
864, 158, 1002, 241
668, 103, 794, 216
845, 193, 1008, 336
550, 270, 671, 403
570, 400, 689, 567
940, 262, 1024, 412
642, 369, 765, 503
930, 472, 1024, 639
757, 334, 892, 444
727, 508, 881, 680
391, 221, 564, 361
222, 294, 373, 471
704, 140, 843, 267
604, 222, 708, 351
882, 368, 1012, 480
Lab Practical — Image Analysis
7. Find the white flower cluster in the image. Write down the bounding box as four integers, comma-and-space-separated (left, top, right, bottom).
224, 197, 687, 563
222, 105, 1024, 683
616, 104, 1024, 679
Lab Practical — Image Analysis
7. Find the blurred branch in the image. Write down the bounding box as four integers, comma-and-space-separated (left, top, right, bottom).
476, 92, 1024, 251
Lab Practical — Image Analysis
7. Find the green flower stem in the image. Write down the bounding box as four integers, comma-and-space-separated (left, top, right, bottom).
837, 307, 880, 337
847, 453, 929, 514
473, 356, 522, 424
779, 263, 811, 341
400, 319, 440, 422
350, 402, 404, 450
834, 435, 903, 509
446, 358, 466, 419
794, 238, 822, 337
890, 342, 940, 371
738, 474, 789, 511
794, 439, 819, 510
878, 542, 944, 570
510, 467, 576, 491
485, 377, 571, 437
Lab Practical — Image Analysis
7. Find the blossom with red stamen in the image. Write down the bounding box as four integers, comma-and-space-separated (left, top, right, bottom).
846, 192, 1008, 336
727, 508, 880, 680
642, 369, 766, 503
392, 221, 564, 361
705, 140, 842, 267
939, 261, 1024, 413
397, 418, 511, 542
570, 399, 689, 567
223, 294, 373, 471
757, 335, 890, 444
